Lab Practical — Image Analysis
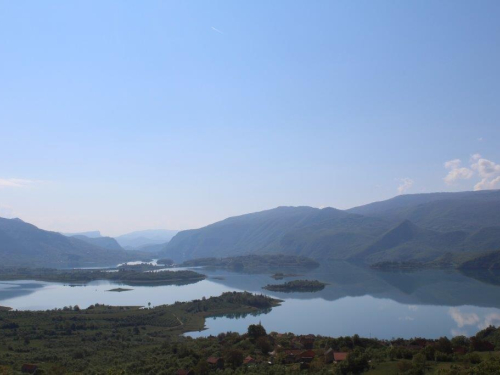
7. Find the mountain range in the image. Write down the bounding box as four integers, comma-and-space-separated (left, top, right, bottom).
1, 190, 499, 269
160, 190, 500, 267
0, 218, 132, 267
114, 229, 179, 250
63, 229, 179, 252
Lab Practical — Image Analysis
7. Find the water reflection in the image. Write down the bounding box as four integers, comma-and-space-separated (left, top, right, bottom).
2, 261, 500, 339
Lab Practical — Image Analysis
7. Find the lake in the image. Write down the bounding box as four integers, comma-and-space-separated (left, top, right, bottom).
1, 261, 500, 340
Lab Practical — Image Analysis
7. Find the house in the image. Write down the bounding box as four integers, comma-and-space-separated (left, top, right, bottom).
243, 356, 256, 365
176, 370, 194, 375
300, 350, 316, 363
325, 348, 348, 364
334, 352, 348, 362
283, 349, 303, 364
21, 364, 38, 374
207, 356, 224, 369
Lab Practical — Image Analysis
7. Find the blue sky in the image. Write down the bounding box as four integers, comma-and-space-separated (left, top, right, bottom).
1, 1, 499, 235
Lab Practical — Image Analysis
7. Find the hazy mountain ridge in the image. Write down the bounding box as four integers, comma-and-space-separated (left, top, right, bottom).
63, 231, 102, 238
347, 190, 500, 232
115, 229, 178, 250
71, 235, 124, 251
0, 218, 131, 267
161, 190, 500, 266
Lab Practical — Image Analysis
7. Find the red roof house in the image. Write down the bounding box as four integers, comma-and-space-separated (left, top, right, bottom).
243, 356, 256, 364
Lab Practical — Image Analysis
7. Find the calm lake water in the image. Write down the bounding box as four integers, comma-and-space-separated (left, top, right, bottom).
1, 261, 500, 340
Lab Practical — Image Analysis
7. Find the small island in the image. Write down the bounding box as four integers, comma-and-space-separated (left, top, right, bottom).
107, 288, 133, 292
263, 279, 327, 293
0, 268, 206, 286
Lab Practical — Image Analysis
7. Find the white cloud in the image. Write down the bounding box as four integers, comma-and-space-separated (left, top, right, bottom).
478, 313, 500, 329
211, 27, 224, 34
397, 178, 414, 194
445, 159, 462, 170
471, 153, 482, 161
0, 178, 36, 188
442, 154, 500, 190
471, 157, 500, 191
449, 308, 480, 328
443, 159, 474, 184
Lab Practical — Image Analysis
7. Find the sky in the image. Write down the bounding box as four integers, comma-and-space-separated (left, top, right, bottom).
1, 1, 500, 236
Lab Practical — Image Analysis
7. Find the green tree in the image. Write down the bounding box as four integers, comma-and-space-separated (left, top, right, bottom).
225, 349, 244, 369
247, 324, 267, 340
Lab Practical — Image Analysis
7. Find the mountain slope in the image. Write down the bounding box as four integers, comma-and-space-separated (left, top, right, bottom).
161, 207, 390, 262
0, 218, 130, 267
161, 191, 500, 265
63, 231, 102, 238
71, 235, 124, 251
348, 190, 500, 232
115, 229, 179, 249
352, 220, 468, 263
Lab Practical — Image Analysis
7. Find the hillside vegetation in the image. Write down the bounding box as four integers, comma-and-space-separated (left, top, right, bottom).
0, 218, 132, 268
161, 191, 500, 268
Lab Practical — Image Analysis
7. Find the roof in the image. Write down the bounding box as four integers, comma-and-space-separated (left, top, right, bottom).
176, 370, 193, 375
243, 356, 256, 364
284, 349, 303, 356
301, 350, 316, 358
207, 357, 222, 364
334, 352, 348, 361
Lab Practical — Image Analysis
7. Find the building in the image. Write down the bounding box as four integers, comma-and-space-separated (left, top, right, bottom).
243, 356, 256, 365
207, 356, 224, 369
300, 350, 316, 363
325, 348, 348, 364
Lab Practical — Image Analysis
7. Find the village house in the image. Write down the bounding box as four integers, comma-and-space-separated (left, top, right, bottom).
176, 370, 194, 375
283, 349, 304, 364
325, 348, 348, 364
300, 349, 316, 363
243, 356, 256, 365
207, 356, 224, 369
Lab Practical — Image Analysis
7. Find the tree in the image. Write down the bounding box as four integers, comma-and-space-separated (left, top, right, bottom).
335, 349, 369, 375
435, 337, 453, 354
225, 349, 244, 369
256, 336, 272, 354
247, 324, 267, 340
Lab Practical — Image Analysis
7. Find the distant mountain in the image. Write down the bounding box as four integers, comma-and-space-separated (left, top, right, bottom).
0, 217, 131, 267
71, 235, 124, 251
161, 206, 389, 262
347, 190, 500, 232
134, 243, 166, 253
63, 231, 102, 238
161, 191, 500, 266
115, 229, 179, 250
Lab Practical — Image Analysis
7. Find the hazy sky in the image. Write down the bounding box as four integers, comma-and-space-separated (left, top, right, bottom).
1, 1, 500, 236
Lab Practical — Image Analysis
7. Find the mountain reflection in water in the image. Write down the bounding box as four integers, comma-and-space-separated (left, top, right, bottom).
2, 261, 500, 339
